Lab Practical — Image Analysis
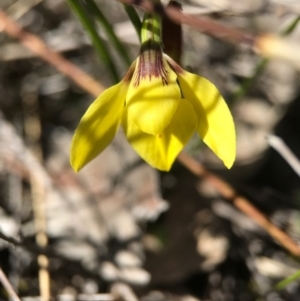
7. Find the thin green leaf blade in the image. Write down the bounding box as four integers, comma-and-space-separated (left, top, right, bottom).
67, 0, 120, 83
85, 0, 132, 67
123, 4, 142, 41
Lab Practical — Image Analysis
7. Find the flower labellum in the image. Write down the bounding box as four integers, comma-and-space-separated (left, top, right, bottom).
70, 13, 236, 172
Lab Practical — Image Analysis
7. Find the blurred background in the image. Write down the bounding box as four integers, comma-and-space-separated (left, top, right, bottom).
1, 0, 300, 300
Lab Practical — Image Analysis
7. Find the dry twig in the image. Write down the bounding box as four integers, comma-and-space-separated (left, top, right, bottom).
116, 0, 300, 69
7, 0, 43, 20
0, 9, 104, 96
0, 268, 21, 301
178, 153, 300, 257
0, 112, 72, 261
120, 0, 255, 45
22, 78, 50, 301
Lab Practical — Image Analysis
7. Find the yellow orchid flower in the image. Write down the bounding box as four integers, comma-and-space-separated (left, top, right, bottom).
70, 13, 236, 172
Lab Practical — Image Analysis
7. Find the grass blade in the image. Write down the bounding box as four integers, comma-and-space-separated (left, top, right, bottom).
275, 270, 300, 290
67, 0, 120, 83
123, 4, 142, 41
85, 0, 132, 66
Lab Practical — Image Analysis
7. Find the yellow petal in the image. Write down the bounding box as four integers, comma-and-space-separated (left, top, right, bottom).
126, 57, 181, 135
122, 100, 197, 171
177, 71, 236, 168
70, 81, 128, 172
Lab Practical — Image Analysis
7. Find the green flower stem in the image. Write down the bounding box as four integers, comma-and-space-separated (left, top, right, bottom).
123, 4, 142, 41
141, 13, 162, 44
230, 16, 300, 102
275, 269, 300, 290
85, 0, 132, 67
67, 0, 120, 83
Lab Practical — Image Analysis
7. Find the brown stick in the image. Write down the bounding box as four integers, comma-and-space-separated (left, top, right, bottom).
119, 0, 255, 45
178, 153, 300, 257
1, 9, 300, 257
0, 268, 21, 301
118, 0, 300, 69
22, 77, 51, 301
0, 9, 104, 96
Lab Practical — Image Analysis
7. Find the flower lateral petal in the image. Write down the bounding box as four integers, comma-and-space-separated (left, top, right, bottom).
126, 56, 181, 135
177, 71, 236, 169
122, 100, 197, 171
70, 81, 128, 172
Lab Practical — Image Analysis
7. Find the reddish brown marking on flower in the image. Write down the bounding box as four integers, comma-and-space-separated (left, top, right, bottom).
157, 134, 162, 138
133, 40, 169, 87
166, 55, 184, 75
123, 61, 136, 82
